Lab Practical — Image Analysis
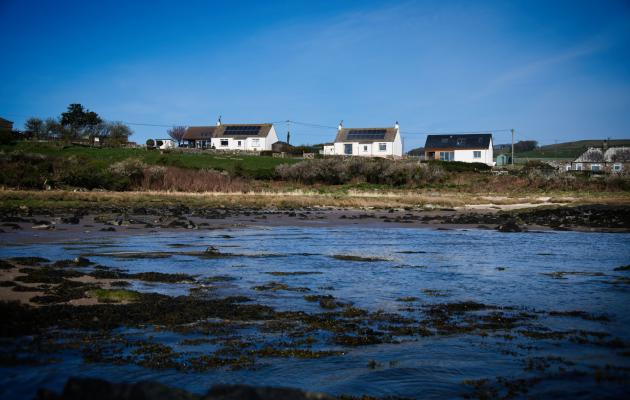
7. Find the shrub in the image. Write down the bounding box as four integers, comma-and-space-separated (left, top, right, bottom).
275, 157, 444, 186
140, 167, 246, 192
427, 160, 491, 172
108, 159, 146, 186
0, 152, 53, 188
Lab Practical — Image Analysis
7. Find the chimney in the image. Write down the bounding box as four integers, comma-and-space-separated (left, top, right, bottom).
216, 115, 222, 126
394, 121, 399, 130
338, 120, 343, 131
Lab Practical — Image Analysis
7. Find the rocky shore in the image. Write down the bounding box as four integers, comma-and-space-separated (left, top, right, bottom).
36, 377, 333, 400
0, 204, 628, 245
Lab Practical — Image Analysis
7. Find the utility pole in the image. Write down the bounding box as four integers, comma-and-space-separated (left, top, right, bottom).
511, 129, 515, 167
286, 120, 291, 144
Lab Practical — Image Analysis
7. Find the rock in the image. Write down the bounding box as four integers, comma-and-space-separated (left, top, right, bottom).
496, 220, 526, 232
204, 246, 221, 255
36, 378, 332, 400
32, 223, 54, 230
73, 257, 92, 266
61, 216, 81, 224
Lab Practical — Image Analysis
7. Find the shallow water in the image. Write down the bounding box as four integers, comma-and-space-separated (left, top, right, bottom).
1, 227, 629, 399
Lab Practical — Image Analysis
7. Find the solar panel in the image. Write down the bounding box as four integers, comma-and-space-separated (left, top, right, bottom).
346, 129, 387, 140
223, 125, 262, 136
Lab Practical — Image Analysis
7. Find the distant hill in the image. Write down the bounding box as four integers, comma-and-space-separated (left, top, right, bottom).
406, 147, 424, 156
497, 139, 630, 159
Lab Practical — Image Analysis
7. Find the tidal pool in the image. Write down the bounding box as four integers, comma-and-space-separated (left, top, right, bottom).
1, 226, 629, 399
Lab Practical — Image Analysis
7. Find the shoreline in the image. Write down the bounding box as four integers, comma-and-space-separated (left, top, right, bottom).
1, 204, 629, 246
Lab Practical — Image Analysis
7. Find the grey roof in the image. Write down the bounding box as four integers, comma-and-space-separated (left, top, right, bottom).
574, 147, 630, 163
334, 127, 399, 143
184, 124, 274, 140
183, 126, 217, 140
425, 134, 492, 149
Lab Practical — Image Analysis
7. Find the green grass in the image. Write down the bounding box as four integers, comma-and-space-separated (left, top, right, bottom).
0, 142, 301, 176
88, 288, 140, 303
496, 139, 630, 159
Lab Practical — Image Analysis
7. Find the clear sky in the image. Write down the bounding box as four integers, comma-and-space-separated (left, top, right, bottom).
1, 0, 629, 149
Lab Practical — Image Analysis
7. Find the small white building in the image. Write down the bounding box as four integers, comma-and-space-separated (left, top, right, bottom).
182, 123, 279, 151
328, 122, 403, 158
424, 134, 494, 166
321, 143, 335, 155
155, 139, 176, 149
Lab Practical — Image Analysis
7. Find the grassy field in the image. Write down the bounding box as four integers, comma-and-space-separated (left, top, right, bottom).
0, 142, 301, 176
497, 139, 630, 159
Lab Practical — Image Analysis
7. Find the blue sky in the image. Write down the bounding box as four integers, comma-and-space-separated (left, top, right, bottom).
1, 0, 629, 149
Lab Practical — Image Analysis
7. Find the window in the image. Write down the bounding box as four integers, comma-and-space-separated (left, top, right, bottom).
613, 164, 622, 172
252, 138, 260, 146
363, 145, 368, 152
575, 163, 582, 171
591, 164, 601, 172
379, 143, 387, 151
473, 151, 481, 159
344, 144, 353, 155
440, 151, 454, 161
237, 141, 242, 147
220, 139, 228, 147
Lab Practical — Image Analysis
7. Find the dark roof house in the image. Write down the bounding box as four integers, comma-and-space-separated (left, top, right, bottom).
0, 117, 13, 131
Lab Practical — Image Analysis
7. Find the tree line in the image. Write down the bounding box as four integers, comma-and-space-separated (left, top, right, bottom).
20, 103, 133, 146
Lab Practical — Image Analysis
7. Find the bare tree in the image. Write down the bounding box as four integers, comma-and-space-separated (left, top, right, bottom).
167, 126, 186, 146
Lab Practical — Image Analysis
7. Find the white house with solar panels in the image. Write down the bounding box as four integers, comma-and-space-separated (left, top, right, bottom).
323, 122, 403, 158
182, 122, 279, 151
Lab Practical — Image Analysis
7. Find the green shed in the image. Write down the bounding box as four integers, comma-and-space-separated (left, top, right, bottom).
496, 154, 512, 166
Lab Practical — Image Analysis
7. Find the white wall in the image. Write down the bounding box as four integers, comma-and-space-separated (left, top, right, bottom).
156, 139, 176, 149
210, 126, 278, 151
322, 145, 335, 155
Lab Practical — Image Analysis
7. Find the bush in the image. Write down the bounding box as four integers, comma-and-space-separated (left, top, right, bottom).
0, 152, 53, 188
275, 157, 444, 186
427, 160, 491, 172
55, 156, 128, 190
108, 159, 146, 187
140, 167, 246, 192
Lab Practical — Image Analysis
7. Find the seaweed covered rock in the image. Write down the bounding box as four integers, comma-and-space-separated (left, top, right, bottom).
36, 377, 333, 400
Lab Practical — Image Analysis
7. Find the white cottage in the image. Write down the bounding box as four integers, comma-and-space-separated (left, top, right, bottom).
330, 123, 403, 158
424, 134, 494, 166
182, 123, 279, 151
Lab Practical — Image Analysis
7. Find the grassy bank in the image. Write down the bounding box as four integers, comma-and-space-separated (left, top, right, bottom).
1, 189, 628, 211
2, 142, 629, 196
